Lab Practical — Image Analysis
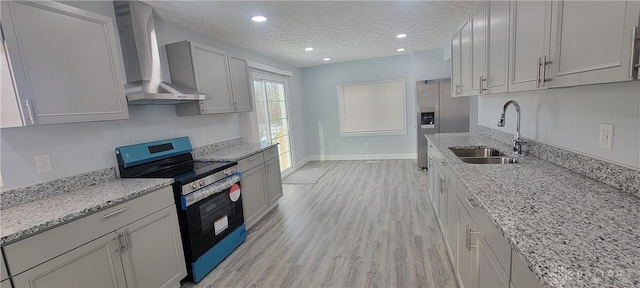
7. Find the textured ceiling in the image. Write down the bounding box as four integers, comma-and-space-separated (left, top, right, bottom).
146, 1, 481, 68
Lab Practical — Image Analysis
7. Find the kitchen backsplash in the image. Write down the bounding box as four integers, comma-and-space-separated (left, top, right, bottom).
191, 137, 243, 159
477, 126, 640, 196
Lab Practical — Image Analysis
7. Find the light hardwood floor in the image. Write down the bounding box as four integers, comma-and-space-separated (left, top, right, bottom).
182, 160, 458, 288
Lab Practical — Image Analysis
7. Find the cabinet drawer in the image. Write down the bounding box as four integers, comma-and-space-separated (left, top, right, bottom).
1, 250, 8, 280
263, 146, 279, 161
238, 153, 264, 172
4, 186, 174, 275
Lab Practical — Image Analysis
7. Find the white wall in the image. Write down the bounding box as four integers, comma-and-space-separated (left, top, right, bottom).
0, 1, 306, 189
301, 48, 451, 158
477, 81, 640, 169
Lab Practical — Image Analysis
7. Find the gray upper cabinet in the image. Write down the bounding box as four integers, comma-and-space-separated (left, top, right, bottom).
460, 19, 473, 96
12, 233, 127, 288
167, 41, 234, 115
451, 32, 463, 97
508, 0, 552, 92
547, 0, 640, 87
228, 55, 253, 112
1, 0, 129, 125
167, 41, 254, 115
0, 38, 24, 128
485, 1, 510, 94
470, 4, 487, 96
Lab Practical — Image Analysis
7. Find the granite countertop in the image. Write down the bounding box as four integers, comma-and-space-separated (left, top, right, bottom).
426, 132, 640, 288
0, 178, 174, 245
194, 141, 278, 162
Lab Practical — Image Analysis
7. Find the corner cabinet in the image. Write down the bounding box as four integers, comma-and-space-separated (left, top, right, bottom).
166, 41, 253, 116
547, 0, 640, 87
0, 0, 129, 126
3, 186, 186, 288
235, 146, 283, 229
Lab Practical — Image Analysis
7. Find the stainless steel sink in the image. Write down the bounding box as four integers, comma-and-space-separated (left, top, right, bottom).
449, 148, 505, 157
459, 157, 517, 164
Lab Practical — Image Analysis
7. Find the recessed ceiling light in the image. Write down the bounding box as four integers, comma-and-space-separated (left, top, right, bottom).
397, 48, 405, 52
323, 58, 331, 61
396, 33, 407, 39
251, 15, 268, 23
305, 47, 314, 51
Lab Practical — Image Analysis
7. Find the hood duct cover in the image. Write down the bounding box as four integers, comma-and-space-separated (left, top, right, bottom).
114, 1, 210, 104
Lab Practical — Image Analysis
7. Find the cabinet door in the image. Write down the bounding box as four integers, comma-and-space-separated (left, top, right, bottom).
0, 279, 11, 288
477, 238, 509, 288
428, 156, 435, 200
511, 250, 543, 288
451, 32, 463, 97
12, 233, 127, 288
470, 4, 487, 96
190, 43, 235, 114
445, 183, 459, 269
508, 0, 552, 92
460, 18, 473, 96
118, 206, 187, 288
1, 1, 128, 125
548, 0, 640, 87
457, 208, 475, 288
485, 0, 510, 94
432, 165, 441, 219
242, 164, 269, 228
265, 157, 283, 206
1, 38, 24, 128
228, 55, 253, 112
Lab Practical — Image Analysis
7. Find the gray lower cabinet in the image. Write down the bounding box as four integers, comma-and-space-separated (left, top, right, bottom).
242, 163, 269, 227
265, 157, 283, 205
438, 172, 448, 237
0, 279, 11, 288
477, 236, 510, 288
238, 146, 283, 229
1, 0, 129, 126
457, 208, 475, 288
12, 233, 127, 288
118, 206, 186, 288
445, 183, 459, 269
4, 187, 186, 288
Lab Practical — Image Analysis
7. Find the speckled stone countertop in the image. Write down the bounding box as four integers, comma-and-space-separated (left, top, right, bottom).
193, 141, 278, 162
0, 178, 174, 245
426, 132, 640, 288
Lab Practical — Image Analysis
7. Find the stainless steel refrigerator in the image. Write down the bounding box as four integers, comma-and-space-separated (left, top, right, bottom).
417, 78, 469, 169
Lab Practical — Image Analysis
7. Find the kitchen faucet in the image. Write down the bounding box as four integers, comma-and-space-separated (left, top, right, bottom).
497, 100, 526, 154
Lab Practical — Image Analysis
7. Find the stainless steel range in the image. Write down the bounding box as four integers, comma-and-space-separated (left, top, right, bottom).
116, 137, 245, 283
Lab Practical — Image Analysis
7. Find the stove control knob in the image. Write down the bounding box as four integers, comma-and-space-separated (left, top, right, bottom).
199, 179, 206, 186
191, 182, 199, 189
230, 168, 236, 174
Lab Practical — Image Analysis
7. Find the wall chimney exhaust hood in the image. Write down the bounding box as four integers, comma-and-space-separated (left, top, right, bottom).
114, 1, 210, 105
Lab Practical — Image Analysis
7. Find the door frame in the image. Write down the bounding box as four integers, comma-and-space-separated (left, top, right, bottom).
251, 71, 295, 175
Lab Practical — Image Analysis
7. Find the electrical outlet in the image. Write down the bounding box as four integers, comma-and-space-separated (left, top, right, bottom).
364, 143, 369, 149
599, 124, 614, 150
201, 130, 208, 140
34, 154, 53, 173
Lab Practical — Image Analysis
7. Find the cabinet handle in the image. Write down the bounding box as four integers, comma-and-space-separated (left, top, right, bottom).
466, 225, 479, 251
440, 161, 448, 166
24, 99, 35, 124
455, 84, 461, 95
122, 231, 129, 252
102, 207, 127, 219
440, 178, 445, 194
465, 197, 475, 209
536, 58, 542, 88
248, 156, 257, 162
116, 233, 127, 252
542, 55, 552, 85
630, 26, 638, 78
479, 76, 487, 94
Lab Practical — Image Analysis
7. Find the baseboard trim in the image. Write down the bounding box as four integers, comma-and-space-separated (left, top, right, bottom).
307, 153, 417, 161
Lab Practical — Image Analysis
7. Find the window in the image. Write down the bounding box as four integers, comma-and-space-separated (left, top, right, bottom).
253, 73, 293, 173
337, 79, 407, 137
